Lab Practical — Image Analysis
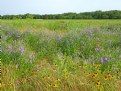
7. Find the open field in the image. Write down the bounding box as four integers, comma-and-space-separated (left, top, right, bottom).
0, 19, 121, 91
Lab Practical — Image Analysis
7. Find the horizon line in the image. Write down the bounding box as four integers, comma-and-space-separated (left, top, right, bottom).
1, 10, 121, 16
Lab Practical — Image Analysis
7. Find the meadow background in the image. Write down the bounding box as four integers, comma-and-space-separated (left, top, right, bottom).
0, 19, 121, 91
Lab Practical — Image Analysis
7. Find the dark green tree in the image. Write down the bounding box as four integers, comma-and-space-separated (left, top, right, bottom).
25, 13, 33, 19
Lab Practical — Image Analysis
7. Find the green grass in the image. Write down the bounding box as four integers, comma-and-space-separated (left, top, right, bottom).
0, 19, 121, 32
0, 19, 121, 91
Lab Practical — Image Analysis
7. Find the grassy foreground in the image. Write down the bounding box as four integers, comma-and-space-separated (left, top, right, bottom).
0, 19, 121, 91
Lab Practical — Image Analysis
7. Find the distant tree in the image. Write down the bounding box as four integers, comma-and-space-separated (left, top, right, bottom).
33, 14, 42, 19
102, 14, 109, 19
16, 15, 22, 19
1, 10, 121, 19
12, 16, 17, 19
55, 15, 61, 19
2, 15, 9, 19
25, 13, 33, 19
92, 11, 102, 19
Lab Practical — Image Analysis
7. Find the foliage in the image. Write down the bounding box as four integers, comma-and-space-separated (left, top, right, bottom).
1, 10, 121, 19
1, 20, 121, 91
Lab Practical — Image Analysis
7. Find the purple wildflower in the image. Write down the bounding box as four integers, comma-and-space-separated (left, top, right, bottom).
20, 46, 25, 54
103, 57, 108, 64
57, 35, 61, 42
88, 30, 93, 34
100, 57, 104, 64
95, 47, 99, 51
29, 54, 33, 63
100, 57, 108, 64
103, 57, 108, 61
119, 54, 121, 58
29, 53, 35, 63
88, 30, 94, 38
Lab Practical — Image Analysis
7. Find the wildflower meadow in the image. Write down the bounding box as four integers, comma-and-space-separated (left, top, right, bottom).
0, 19, 121, 91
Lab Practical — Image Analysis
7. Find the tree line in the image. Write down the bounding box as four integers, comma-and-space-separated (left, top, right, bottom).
0, 10, 121, 19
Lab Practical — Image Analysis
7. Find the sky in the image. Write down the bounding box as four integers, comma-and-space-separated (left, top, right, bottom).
0, 0, 121, 15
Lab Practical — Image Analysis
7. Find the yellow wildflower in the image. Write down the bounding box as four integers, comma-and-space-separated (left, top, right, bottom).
92, 73, 98, 78
53, 84, 58, 88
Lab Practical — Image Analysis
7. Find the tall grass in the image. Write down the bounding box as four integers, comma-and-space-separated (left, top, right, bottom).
0, 19, 121, 32
0, 19, 121, 91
